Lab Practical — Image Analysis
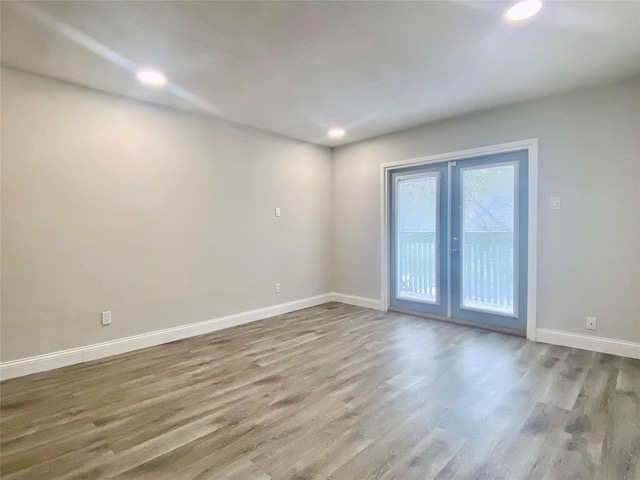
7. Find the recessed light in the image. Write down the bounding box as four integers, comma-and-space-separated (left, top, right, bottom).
136, 68, 167, 87
504, 0, 543, 22
328, 128, 345, 138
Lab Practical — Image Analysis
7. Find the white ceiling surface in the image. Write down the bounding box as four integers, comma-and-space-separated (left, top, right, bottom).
2, 1, 639, 146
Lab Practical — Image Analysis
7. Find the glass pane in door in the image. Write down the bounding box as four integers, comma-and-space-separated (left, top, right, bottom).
461, 164, 516, 315
395, 173, 439, 304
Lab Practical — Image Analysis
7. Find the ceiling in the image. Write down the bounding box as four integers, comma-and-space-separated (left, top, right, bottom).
2, 1, 639, 146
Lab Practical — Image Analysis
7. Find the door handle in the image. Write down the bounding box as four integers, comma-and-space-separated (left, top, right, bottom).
452, 248, 459, 254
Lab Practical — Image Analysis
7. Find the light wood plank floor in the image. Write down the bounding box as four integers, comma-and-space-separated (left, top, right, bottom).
1, 303, 639, 480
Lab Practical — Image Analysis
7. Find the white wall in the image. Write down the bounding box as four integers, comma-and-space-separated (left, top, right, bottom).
333, 77, 640, 343
1, 68, 333, 362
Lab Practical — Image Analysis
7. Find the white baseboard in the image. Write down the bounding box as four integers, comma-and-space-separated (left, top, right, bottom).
330, 292, 383, 311
5, 296, 635, 381
536, 328, 640, 359
0, 293, 333, 381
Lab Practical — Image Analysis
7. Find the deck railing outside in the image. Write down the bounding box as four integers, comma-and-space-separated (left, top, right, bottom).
397, 231, 514, 311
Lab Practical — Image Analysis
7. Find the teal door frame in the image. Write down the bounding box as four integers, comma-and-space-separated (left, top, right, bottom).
389, 162, 449, 317
386, 146, 532, 334
449, 150, 528, 331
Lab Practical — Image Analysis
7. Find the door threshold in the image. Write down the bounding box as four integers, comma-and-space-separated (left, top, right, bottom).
387, 307, 526, 337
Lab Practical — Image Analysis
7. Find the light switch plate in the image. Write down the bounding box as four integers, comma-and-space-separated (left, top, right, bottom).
275, 207, 281, 217
550, 197, 561, 210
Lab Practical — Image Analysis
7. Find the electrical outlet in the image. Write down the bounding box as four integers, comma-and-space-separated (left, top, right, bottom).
586, 316, 597, 331
275, 283, 281, 294
101, 311, 112, 326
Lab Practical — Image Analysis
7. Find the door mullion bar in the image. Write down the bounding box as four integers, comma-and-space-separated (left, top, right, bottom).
447, 160, 454, 318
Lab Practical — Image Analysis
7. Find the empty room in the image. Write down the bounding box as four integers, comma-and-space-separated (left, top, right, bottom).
1, 1, 639, 479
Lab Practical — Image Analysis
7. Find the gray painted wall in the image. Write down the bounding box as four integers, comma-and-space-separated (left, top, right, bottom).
1, 68, 333, 362
2, 68, 638, 363
333, 77, 640, 343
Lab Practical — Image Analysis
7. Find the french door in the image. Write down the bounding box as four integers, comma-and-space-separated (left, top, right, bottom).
389, 150, 528, 332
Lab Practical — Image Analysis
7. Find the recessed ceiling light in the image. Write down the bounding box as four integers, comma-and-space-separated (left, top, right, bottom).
328, 128, 345, 138
504, 0, 543, 22
136, 68, 167, 87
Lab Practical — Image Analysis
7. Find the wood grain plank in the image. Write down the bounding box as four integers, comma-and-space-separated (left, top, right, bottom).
1, 303, 638, 480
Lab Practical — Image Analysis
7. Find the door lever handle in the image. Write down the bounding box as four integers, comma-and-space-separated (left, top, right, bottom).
452, 248, 459, 254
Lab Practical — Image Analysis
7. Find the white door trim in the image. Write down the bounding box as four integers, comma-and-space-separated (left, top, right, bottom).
380, 138, 539, 341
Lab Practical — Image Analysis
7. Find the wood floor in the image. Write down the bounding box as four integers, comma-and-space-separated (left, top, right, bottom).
1, 303, 639, 480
